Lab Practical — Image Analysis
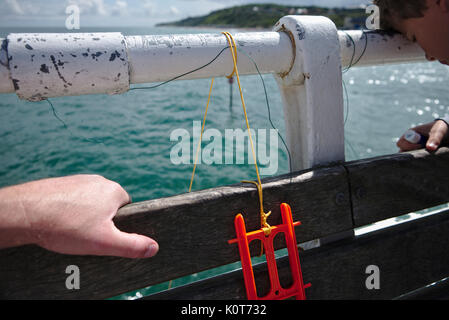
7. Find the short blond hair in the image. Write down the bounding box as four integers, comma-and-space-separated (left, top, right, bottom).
373, 0, 428, 30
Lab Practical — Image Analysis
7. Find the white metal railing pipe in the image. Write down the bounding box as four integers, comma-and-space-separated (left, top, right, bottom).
0, 26, 426, 101
126, 32, 293, 84
0, 32, 293, 101
339, 30, 425, 68
0, 16, 430, 173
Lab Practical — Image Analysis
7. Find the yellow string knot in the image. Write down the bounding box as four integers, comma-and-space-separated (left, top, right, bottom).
189, 31, 272, 253
242, 180, 272, 237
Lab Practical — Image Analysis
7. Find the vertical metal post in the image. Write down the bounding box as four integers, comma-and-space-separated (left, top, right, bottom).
274, 16, 345, 171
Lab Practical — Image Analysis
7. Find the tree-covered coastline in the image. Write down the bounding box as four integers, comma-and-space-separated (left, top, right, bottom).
157, 4, 367, 29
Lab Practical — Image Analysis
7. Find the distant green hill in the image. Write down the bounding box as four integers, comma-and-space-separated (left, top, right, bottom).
157, 4, 367, 29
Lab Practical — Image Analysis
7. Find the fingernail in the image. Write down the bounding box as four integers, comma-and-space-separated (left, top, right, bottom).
144, 242, 159, 258
428, 142, 437, 149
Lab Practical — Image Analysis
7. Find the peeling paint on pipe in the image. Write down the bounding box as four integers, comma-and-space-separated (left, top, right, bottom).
0, 38, 14, 93
0, 28, 427, 100
6, 33, 129, 101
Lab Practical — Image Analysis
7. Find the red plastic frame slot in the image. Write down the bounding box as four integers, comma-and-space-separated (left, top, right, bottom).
228, 203, 311, 300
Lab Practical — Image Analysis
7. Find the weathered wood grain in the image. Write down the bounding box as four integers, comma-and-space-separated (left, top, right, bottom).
146, 208, 449, 300
0, 164, 352, 299
345, 147, 449, 227
2, 147, 448, 300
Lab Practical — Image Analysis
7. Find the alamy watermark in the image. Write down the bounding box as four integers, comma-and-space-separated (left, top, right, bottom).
365, 4, 380, 30
65, 265, 80, 290
170, 121, 279, 175
365, 264, 380, 290
65, 5, 81, 30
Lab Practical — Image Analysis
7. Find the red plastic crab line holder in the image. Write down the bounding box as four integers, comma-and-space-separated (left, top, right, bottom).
228, 203, 311, 300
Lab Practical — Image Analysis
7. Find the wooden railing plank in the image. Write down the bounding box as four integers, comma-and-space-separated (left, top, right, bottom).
344, 147, 449, 227
3, 147, 449, 300
146, 208, 449, 300
0, 164, 352, 299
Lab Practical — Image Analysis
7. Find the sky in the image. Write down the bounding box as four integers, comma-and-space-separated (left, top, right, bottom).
0, 0, 373, 27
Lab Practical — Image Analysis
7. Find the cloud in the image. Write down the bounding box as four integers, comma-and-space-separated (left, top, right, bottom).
141, 0, 154, 16
64, 0, 132, 16
3, 0, 25, 15
1, 0, 51, 17
67, 0, 108, 16
111, 0, 128, 16
169, 5, 180, 16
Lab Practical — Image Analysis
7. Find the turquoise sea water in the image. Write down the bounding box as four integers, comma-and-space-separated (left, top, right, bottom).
0, 26, 293, 202
2, 26, 449, 201
1, 26, 449, 298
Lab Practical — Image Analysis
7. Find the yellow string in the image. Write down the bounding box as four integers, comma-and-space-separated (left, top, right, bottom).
175, 33, 271, 290
224, 40, 237, 79
188, 78, 215, 193
188, 32, 272, 258
221, 32, 272, 240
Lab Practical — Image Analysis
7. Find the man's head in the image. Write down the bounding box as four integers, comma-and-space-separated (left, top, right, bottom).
373, 0, 449, 65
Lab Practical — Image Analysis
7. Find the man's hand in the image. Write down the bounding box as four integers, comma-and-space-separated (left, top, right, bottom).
0, 175, 159, 259
397, 120, 449, 152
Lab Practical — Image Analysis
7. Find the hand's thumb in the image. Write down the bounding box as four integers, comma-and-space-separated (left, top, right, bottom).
101, 226, 159, 259
426, 131, 444, 152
